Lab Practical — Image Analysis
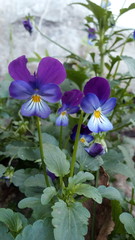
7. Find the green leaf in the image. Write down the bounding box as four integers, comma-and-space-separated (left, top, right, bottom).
119, 213, 135, 238
0, 222, 14, 240
18, 197, 41, 209
39, 133, 58, 146
66, 68, 88, 89
0, 208, 27, 233
111, 200, 125, 234
76, 143, 103, 171
121, 56, 135, 77
15, 219, 54, 240
98, 186, 123, 202
24, 174, 46, 197
43, 143, 70, 177
74, 184, 102, 204
68, 171, 94, 187
41, 187, 57, 205
52, 200, 90, 240
119, 3, 135, 16
0, 164, 6, 177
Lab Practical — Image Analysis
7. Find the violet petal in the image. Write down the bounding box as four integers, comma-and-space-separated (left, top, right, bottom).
9, 80, 34, 99
62, 89, 83, 107
39, 83, 62, 103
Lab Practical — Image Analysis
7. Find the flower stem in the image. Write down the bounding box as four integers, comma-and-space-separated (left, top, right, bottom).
59, 125, 63, 149
36, 116, 50, 187
130, 188, 134, 214
91, 169, 99, 240
70, 111, 83, 177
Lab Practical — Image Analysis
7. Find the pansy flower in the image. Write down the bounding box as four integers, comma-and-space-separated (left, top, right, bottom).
88, 28, 96, 45
56, 89, 83, 126
85, 143, 105, 157
81, 77, 116, 133
71, 124, 94, 146
9, 56, 66, 118
101, 0, 111, 8
22, 19, 33, 34
133, 30, 135, 40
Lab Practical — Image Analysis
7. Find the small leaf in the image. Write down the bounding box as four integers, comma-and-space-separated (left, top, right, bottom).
98, 186, 123, 202
52, 200, 90, 240
76, 143, 103, 171
15, 219, 54, 240
119, 3, 135, 16
43, 143, 70, 177
0, 164, 6, 177
41, 187, 57, 205
75, 184, 102, 204
119, 213, 135, 238
18, 197, 41, 209
0, 222, 14, 240
0, 208, 27, 233
68, 171, 94, 187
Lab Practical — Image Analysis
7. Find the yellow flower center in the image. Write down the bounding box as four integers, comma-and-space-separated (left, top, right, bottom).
80, 137, 86, 143
32, 95, 41, 103
61, 111, 66, 116
94, 110, 101, 118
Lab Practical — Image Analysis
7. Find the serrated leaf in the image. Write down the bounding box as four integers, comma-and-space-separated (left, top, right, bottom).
43, 143, 70, 177
0, 164, 6, 177
121, 56, 135, 77
74, 184, 102, 204
18, 197, 41, 209
15, 219, 54, 240
68, 171, 94, 187
76, 143, 103, 171
52, 200, 90, 240
41, 187, 57, 205
0, 222, 14, 240
0, 208, 27, 233
24, 174, 46, 197
98, 186, 123, 202
119, 213, 135, 238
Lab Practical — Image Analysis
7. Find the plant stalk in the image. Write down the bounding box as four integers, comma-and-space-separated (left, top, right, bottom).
59, 125, 63, 149
36, 116, 50, 187
70, 111, 83, 177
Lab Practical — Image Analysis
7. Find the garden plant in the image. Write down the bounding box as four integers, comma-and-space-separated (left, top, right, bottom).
0, 0, 135, 239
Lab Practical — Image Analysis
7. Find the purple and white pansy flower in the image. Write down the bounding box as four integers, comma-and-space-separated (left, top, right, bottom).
56, 89, 83, 126
8, 56, 66, 119
81, 77, 116, 133
85, 143, 105, 157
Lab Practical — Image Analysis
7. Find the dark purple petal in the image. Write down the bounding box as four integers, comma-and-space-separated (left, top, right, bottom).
37, 57, 66, 85
83, 77, 110, 104
62, 89, 83, 107
9, 80, 34, 99
71, 124, 92, 141
21, 99, 51, 118
85, 143, 104, 157
133, 30, 135, 40
81, 93, 100, 113
67, 106, 80, 114
8, 56, 33, 82
39, 83, 62, 103
101, 97, 116, 114
47, 170, 56, 181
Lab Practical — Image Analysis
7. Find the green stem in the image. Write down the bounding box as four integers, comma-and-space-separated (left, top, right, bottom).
59, 126, 63, 149
99, 29, 105, 76
36, 117, 50, 187
70, 111, 83, 177
35, 25, 87, 63
130, 188, 134, 214
91, 169, 99, 240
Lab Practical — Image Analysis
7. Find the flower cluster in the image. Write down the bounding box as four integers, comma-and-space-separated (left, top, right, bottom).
87, 28, 96, 45
8, 56, 116, 159
22, 18, 33, 35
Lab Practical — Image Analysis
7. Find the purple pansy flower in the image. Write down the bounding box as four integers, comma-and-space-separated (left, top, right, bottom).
88, 28, 96, 45
101, 0, 111, 8
85, 143, 105, 157
56, 89, 83, 126
71, 124, 94, 145
47, 170, 56, 182
8, 56, 66, 118
22, 19, 33, 34
81, 77, 116, 133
